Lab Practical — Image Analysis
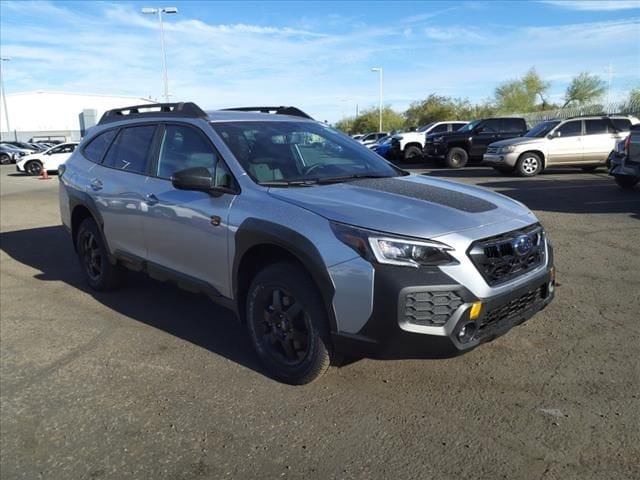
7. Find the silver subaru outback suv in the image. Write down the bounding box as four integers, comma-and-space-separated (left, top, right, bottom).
59, 102, 555, 384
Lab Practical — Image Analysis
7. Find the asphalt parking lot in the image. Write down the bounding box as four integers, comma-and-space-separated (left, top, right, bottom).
1, 164, 639, 480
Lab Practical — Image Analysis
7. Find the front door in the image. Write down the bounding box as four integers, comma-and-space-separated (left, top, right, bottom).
141, 123, 236, 298
469, 119, 502, 157
547, 120, 583, 164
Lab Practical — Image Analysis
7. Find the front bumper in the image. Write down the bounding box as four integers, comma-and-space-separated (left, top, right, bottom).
483, 152, 520, 167
333, 252, 555, 359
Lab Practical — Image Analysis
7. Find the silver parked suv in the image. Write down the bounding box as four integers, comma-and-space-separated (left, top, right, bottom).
483, 115, 638, 176
59, 103, 555, 384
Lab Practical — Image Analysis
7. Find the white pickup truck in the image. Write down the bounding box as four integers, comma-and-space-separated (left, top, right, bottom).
389, 121, 467, 161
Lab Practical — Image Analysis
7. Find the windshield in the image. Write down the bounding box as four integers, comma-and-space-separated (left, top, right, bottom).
524, 120, 561, 138
212, 121, 402, 186
416, 122, 435, 133
457, 120, 481, 133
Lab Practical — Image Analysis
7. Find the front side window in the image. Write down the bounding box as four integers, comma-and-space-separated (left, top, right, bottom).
53, 144, 76, 154
103, 125, 156, 174
212, 121, 401, 185
479, 119, 501, 133
430, 124, 448, 134
585, 119, 608, 135
83, 129, 118, 163
157, 125, 219, 179
556, 120, 582, 137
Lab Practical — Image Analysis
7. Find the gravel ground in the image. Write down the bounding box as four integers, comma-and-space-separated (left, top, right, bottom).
1, 164, 639, 480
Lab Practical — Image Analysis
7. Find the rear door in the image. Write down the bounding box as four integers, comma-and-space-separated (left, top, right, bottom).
142, 123, 237, 297
583, 119, 616, 163
91, 124, 158, 259
547, 120, 583, 164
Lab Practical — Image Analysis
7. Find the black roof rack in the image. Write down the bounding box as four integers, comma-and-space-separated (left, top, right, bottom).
98, 102, 208, 125
221, 106, 314, 120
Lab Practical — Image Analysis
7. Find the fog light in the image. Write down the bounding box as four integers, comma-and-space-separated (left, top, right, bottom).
457, 322, 477, 343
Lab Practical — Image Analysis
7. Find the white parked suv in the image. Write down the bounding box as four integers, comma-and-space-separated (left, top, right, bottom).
16, 142, 79, 176
389, 121, 467, 162
483, 116, 639, 176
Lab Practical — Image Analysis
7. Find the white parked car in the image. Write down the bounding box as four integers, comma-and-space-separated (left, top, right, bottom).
390, 121, 468, 162
358, 132, 389, 146
16, 142, 79, 176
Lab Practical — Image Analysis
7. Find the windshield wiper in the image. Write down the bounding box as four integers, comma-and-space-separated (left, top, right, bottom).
315, 173, 394, 184
260, 179, 318, 187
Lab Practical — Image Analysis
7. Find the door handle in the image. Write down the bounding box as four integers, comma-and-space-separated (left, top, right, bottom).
145, 193, 159, 205
89, 179, 103, 191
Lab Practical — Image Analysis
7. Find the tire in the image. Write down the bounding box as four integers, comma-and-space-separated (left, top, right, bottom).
515, 152, 543, 177
403, 145, 422, 162
0, 153, 10, 165
444, 147, 468, 169
614, 175, 639, 189
581, 166, 599, 173
246, 262, 332, 385
25, 160, 43, 176
493, 166, 514, 175
76, 218, 123, 291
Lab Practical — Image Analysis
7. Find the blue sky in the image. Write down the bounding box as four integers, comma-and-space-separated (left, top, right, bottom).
1, 0, 638, 122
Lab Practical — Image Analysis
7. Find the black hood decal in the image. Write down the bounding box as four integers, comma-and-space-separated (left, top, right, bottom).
350, 177, 497, 213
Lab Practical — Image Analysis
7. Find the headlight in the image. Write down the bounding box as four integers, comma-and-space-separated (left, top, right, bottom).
331, 222, 458, 268
499, 145, 516, 153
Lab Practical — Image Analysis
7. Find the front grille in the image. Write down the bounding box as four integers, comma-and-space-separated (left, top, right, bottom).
486, 146, 499, 154
402, 290, 463, 326
468, 224, 545, 286
479, 286, 544, 332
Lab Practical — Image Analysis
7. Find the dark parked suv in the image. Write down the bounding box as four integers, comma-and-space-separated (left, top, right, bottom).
59, 103, 555, 384
423, 117, 528, 168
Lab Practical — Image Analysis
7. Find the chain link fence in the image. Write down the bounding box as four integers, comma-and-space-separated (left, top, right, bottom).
516, 100, 640, 127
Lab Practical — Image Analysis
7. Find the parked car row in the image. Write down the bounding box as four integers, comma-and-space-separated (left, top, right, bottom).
0, 140, 64, 164
14, 142, 79, 175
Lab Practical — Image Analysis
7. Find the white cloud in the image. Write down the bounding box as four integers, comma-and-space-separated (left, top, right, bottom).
542, 1, 640, 11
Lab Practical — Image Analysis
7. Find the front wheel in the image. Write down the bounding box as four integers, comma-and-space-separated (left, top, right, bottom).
25, 160, 43, 176
444, 147, 468, 168
246, 263, 333, 384
403, 145, 422, 162
516, 152, 543, 177
0, 153, 11, 165
614, 175, 639, 189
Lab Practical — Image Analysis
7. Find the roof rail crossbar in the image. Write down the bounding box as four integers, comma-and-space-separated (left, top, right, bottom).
99, 102, 208, 125
221, 106, 314, 120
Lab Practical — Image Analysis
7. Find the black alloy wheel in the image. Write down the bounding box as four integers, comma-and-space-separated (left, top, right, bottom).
76, 218, 123, 291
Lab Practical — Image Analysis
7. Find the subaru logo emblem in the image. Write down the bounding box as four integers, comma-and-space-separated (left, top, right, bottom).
513, 234, 533, 256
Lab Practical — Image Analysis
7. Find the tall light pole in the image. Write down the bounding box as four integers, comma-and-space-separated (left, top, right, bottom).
371, 67, 383, 132
142, 7, 178, 103
0, 57, 11, 141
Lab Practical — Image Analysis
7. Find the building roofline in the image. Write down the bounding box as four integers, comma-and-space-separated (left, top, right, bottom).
5, 91, 159, 102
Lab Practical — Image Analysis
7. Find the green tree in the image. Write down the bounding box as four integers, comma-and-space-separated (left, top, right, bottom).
494, 68, 550, 113
404, 94, 458, 129
349, 106, 404, 134
334, 117, 355, 134
629, 87, 640, 105
563, 72, 606, 107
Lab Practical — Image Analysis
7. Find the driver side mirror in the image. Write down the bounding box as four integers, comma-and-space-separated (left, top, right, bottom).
172, 166, 237, 195
549, 130, 562, 139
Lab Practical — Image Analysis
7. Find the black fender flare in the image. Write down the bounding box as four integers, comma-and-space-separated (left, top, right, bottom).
67, 188, 113, 259
233, 218, 337, 332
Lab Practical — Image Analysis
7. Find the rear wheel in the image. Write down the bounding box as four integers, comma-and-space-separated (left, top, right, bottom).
614, 175, 639, 189
515, 152, 542, 177
403, 145, 422, 162
246, 262, 333, 384
76, 218, 124, 291
444, 147, 468, 168
25, 160, 43, 176
0, 153, 11, 165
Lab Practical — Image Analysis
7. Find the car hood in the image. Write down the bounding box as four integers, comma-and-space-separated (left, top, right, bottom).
489, 137, 544, 148
268, 174, 533, 239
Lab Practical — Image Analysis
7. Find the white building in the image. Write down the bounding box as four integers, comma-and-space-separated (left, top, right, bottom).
0, 91, 156, 142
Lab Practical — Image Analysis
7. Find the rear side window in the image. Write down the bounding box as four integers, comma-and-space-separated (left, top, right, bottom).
500, 119, 525, 133
557, 120, 582, 137
103, 125, 156, 174
83, 130, 117, 163
611, 118, 631, 132
585, 119, 608, 135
